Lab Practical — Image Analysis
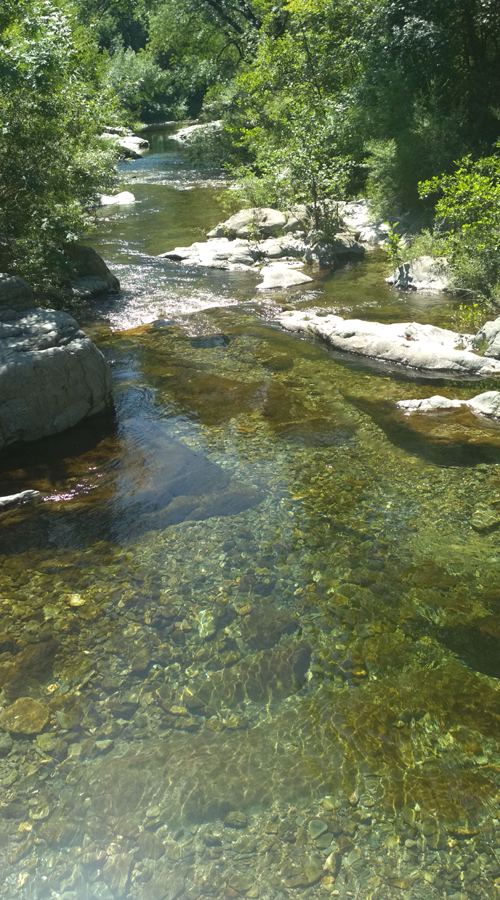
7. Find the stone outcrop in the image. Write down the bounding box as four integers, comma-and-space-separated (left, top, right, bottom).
387, 256, 450, 292
396, 391, 500, 420
65, 243, 120, 298
99, 191, 135, 207
160, 237, 255, 271
304, 232, 364, 267
278, 310, 500, 376
0, 307, 112, 451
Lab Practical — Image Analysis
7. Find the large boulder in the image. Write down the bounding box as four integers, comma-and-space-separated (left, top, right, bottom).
65, 244, 120, 298
387, 256, 450, 292
474, 316, 500, 359
0, 307, 112, 451
208, 207, 290, 240
278, 310, 500, 376
257, 262, 313, 290
0, 274, 34, 310
160, 237, 255, 271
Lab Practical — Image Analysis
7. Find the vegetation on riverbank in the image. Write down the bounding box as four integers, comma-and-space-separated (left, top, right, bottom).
0, 0, 499, 298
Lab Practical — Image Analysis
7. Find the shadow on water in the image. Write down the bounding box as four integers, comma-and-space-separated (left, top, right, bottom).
347, 394, 500, 466
0, 416, 263, 554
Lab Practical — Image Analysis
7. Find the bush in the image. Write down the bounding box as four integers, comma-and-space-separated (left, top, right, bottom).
105, 47, 173, 123
419, 150, 500, 299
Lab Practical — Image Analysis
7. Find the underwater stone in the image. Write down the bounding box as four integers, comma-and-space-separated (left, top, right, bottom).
0, 697, 49, 734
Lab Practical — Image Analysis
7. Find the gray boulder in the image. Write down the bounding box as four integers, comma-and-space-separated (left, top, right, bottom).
160, 237, 255, 271
387, 256, 450, 292
257, 262, 313, 290
0, 274, 34, 310
99, 191, 135, 207
0, 308, 112, 451
0, 489, 40, 510
65, 244, 120, 298
396, 391, 500, 420
278, 310, 500, 376
208, 207, 289, 240
474, 316, 500, 359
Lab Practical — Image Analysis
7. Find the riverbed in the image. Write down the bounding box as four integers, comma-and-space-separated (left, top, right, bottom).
0, 126, 498, 899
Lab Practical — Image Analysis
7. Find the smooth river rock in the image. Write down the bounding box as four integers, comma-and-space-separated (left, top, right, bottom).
0, 697, 49, 734
208, 207, 294, 240
277, 310, 500, 376
0, 489, 40, 510
100, 131, 149, 159
0, 307, 112, 451
65, 243, 120, 298
396, 391, 500, 420
172, 120, 223, 146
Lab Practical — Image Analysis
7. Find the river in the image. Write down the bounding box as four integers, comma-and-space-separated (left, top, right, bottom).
0, 126, 498, 898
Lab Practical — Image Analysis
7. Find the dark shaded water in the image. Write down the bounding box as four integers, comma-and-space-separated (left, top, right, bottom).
0, 126, 498, 899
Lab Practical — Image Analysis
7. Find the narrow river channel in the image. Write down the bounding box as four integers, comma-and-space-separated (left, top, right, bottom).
0, 126, 498, 898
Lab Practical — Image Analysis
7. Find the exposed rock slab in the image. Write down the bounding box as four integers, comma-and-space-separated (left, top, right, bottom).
160, 237, 255, 271
0, 308, 112, 451
278, 310, 500, 376
396, 392, 500, 420
387, 256, 450, 292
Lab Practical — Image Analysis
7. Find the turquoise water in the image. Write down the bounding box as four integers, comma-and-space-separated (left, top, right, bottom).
0, 127, 498, 899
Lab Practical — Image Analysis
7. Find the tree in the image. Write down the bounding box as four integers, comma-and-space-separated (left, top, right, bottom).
0, 0, 117, 288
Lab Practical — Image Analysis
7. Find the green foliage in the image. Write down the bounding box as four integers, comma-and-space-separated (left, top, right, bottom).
0, 0, 117, 288
419, 151, 500, 298
452, 300, 494, 334
106, 47, 174, 123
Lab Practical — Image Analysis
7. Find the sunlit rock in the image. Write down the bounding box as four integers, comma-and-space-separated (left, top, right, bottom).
257, 262, 313, 290
396, 391, 500, 420
65, 243, 120, 298
278, 310, 500, 375
99, 191, 135, 206
387, 256, 450, 292
474, 315, 500, 359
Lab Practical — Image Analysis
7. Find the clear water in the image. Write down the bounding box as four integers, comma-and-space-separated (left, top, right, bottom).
0, 127, 498, 899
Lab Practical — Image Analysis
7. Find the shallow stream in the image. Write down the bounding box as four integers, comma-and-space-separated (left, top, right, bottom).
0, 126, 498, 899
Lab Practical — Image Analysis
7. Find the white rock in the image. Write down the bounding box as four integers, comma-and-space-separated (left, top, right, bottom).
0, 308, 112, 451
387, 256, 450, 292
258, 263, 313, 290
0, 489, 40, 510
278, 310, 500, 376
396, 391, 500, 421
99, 191, 136, 206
